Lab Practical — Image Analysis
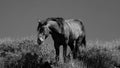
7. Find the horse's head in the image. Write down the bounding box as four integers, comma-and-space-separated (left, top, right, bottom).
37, 17, 64, 45
37, 19, 50, 45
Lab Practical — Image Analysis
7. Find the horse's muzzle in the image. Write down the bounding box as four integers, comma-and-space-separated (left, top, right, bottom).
37, 37, 43, 45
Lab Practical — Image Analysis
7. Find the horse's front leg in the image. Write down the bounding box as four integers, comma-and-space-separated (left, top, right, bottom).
68, 41, 75, 59
63, 44, 67, 63
54, 43, 60, 62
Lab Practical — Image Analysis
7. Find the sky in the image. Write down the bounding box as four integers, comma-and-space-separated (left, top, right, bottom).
0, 0, 120, 41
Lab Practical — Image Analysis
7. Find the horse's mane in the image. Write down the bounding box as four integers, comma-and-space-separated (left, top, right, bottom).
46, 17, 64, 26
46, 17, 64, 32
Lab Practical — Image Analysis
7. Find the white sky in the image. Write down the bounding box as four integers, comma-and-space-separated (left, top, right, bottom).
0, 0, 120, 41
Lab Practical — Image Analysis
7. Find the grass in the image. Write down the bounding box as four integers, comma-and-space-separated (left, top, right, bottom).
0, 35, 120, 68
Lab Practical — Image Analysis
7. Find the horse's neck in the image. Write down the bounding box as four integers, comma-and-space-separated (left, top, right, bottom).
49, 22, 64, 35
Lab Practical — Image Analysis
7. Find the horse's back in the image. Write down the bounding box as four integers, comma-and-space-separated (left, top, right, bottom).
64, 19, 84, 39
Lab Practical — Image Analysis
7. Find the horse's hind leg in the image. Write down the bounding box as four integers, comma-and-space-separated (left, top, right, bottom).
75, 36, 83, 58
75, 35, 86, 58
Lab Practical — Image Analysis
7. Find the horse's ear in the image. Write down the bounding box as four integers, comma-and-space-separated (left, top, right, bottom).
38, 19, 41, 23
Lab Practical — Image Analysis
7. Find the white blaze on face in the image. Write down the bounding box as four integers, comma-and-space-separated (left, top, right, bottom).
39, 37, 44, 42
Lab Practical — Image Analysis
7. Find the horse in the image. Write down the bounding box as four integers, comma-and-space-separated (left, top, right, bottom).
37, 17, 86, 63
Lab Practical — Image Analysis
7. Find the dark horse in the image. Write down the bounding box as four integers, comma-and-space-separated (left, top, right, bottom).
37, 17, 86, 62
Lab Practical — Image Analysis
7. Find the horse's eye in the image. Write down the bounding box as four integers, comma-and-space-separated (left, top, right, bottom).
40, 27, 44, 33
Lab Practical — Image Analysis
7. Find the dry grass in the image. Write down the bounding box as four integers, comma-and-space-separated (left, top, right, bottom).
0, 36, 120, 68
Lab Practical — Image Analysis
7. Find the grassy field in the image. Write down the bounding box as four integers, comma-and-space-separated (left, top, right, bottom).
0, 35, 120, 68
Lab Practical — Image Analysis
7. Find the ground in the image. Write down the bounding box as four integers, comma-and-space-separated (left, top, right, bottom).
0, 36, 120, 68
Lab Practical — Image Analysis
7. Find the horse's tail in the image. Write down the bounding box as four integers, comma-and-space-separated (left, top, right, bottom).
75, 19, 86, 47
81, 22, 86, 47
82, 35, 86, 47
